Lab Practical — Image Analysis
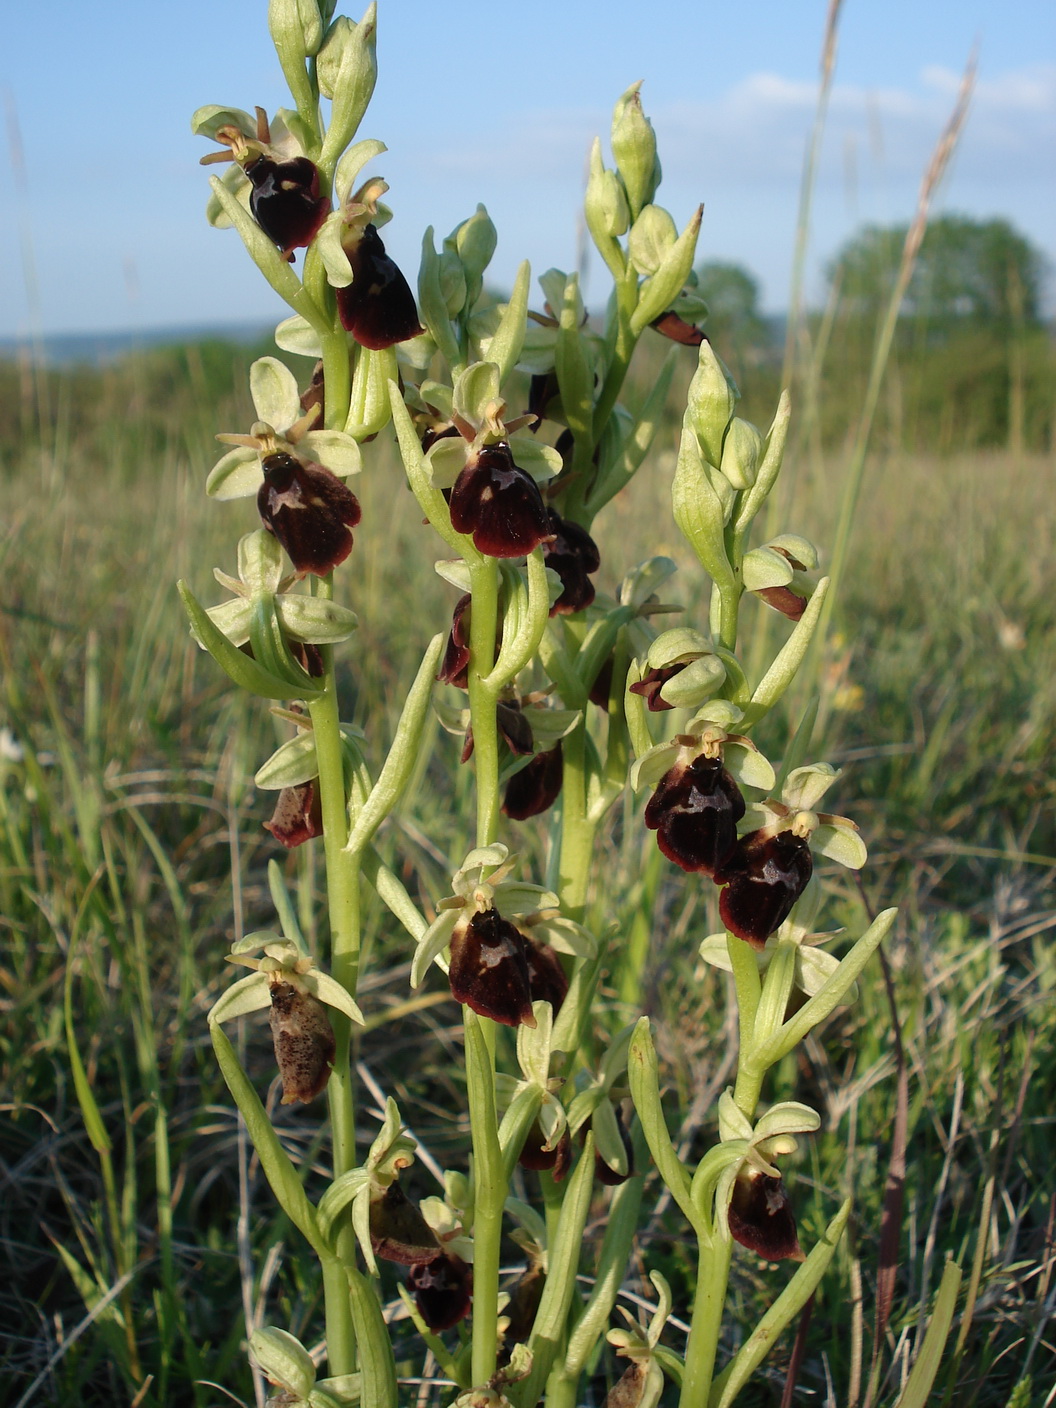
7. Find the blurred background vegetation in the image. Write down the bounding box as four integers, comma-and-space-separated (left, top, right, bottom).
0, 210, 1053, 1407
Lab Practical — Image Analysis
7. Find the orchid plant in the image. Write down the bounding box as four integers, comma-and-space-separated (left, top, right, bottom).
182, 4, 895, 1404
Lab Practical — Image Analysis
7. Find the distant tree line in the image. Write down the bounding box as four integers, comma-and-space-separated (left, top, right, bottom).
693, 215, 1054, 454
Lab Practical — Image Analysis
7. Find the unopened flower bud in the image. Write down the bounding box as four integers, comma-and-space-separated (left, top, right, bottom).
686, 340, 737, 467
720, 417, 762, 490
585, 157, 630, 238
269, 0, 324, 62
611, 81, 661, 219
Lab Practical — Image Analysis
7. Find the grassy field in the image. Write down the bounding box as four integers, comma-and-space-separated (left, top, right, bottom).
1, 340, 1054, 1406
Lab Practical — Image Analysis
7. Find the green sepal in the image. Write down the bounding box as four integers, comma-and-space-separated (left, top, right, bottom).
671, 429, 736, 592
255, 731, 318, 789
453, 360, 501, 429
210, 1022, 329, 1257
316, 1167, 372, 1243
720, 417, 762, 490
628, 1018, 708, 1239
739, 577, 830, 727
317, 6, 378, 173
388, 382, 478, 558
630, 205, 702, 336
555, 273, 594, 447
478, 260, 530, 385
751, 938, 798, 1049
179, 581, 324, 700
742, 546, 794, 592
250, 1325, 317, 1397
208, 971, 273, 1025
498, 1084, 545, 1182
208, 177, 327, 333
709, 1198, 852, 1408
751, 908, 896, 1069
733, 391, 791, 538
344, 634, 444, 855
450, 204, 497, 312
346, 345, 397, 439
628, 203, 677, 276
276, 593, 359, 644
335, 137, 387, 205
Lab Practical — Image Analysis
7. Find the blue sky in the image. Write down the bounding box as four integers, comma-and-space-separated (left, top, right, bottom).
1, 0, 1052, 337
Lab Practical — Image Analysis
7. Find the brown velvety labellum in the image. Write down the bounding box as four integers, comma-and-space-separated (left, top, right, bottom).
436, 593, 473, 687
258, 451, 361, 576
588, 657, 614, 709
728, 1171, 804, 1262
264, 780, 323, 848
501, 1260, 547, 1353
755, 584, 807, 621
629, 663, 686, 711
524, 936, 569, 1014
650, 310, 705, 345
503, 742, 564, 820
368, 1182, 441, 1265
408, 1252, 473, 1331
337, 224, 425, 350
497, 701, 534, 756
644, 755, 746, 875
448, 442, 552, 558
268, 980, 335, 1104
246, 154, 331, 255
448, 909, 536, 1027
604, 1361, 649, 1408
543, 511, 600, 615
716, 829, 814, 948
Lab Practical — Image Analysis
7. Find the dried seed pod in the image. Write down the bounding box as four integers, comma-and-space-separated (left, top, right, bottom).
644, 755, 745, 875
268, 980, 335, 1104
716, 828, 814, 948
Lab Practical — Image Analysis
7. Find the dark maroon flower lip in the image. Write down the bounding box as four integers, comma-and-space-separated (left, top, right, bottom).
523, 934, 568, 1014
728, 1170, 804, 1262
448, 908, 536, 1028
257, 450, 361, 576
645, 755, 746, 875
543, 511, 600, 615
518, 1121, 572, 1180
448, 442, 553, 558
461, 699, 534, 765
246, 153, 331, 256
268, 980, 335, 1105
502, 743, 564, 820
629, 663, 686, 711
408, 1252, 473, 1332
437, 593, 473, 688
264, 780, 323, 848
337, 223, 424, 350
715, 828, 814, 948
650, 310, 705, 345
755, 584, 807, 621
369, 1182, 442, 1266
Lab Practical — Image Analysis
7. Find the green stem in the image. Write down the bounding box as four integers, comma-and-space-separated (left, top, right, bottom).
556, 720, 596, 923
468, 556, 501, 847
728, 935, 764, 1120
320, 329, 352, 431
466, 1012, 505, 1387
307, 578, 360, 1376
679, 1236, 733, 1408
591, 273, 640, 446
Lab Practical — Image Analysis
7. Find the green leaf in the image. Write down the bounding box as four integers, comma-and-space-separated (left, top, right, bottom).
628, 1018, 708, 1239
894, 1260, 963, 1408
210, 1022, 328, 1257
344, 633, 444, 854
346, 1264, 398, 1408
709, 1198, 852, 1407
739, 577, 830, 728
